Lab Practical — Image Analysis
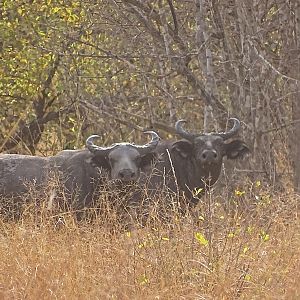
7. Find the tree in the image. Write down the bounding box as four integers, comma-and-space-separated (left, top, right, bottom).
1, 0, 299, 191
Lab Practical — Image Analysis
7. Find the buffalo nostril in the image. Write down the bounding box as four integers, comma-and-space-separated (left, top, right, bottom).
213, 152, 217, 159
202, 153, 207, 159
119, 169, 136, 181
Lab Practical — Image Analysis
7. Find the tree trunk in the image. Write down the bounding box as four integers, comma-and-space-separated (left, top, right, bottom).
291, 3, 300, 192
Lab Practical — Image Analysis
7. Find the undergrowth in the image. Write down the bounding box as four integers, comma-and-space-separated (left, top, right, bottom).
0, 181, 299, 299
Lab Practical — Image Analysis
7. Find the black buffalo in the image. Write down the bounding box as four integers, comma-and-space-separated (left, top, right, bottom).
144, 118, 250, 207
0, 131, 160, 216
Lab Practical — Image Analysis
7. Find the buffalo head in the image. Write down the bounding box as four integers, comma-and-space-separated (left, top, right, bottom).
173, 118, 249, 180
86, 131, 160, 182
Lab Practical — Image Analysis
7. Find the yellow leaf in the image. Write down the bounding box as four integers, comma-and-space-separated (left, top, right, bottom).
260, 231, 270, 242
138, 241, 147, 248
243, 246, 249, 254
17, 8, 24, 16
244, 274, 251, 281
198, 215, 205, 221
235, 190, 246, 196
195, 232, 208, 246
139, 274, 149, 285
193, 187, 204, 196
247, 226, 254, 234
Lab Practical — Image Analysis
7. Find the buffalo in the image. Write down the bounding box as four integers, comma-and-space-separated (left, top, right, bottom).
143, 118, 250, 207
0, 131, 160, 218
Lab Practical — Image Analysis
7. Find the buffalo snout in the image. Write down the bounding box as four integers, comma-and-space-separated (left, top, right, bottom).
199, 150, 219, 164
118, 168, 137, 181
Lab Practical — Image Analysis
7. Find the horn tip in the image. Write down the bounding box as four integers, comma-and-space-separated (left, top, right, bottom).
143, 130, 160, 140
88, 134, 101, 138
229, 117, 240, 122
143, 130, 158, 134
86, 134, 101, 145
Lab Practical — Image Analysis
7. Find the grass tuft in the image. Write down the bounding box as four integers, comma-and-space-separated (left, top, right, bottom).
0, 182, 299, 299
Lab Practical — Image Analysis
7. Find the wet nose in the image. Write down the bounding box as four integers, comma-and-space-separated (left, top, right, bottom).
118, 169, 136, 181
200, 150, 218, 163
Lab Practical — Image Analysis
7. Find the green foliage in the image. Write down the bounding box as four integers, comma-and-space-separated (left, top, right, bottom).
0, 0, 88, 148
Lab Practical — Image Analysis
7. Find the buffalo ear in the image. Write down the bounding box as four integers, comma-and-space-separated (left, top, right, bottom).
225, 140, 250, 159
140, 152, 157, 170
171, 140, 193, 158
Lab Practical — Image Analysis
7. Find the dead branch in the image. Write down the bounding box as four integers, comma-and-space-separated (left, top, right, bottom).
166, 0, 178, 36
79, 100, 176, 135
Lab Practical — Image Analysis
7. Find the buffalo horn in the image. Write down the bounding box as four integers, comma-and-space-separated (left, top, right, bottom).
86, 135, 116, 155
175, 119, 195, 140
217, 118, 241, 140
134, 131, 160, 154
86, 131, 160, 155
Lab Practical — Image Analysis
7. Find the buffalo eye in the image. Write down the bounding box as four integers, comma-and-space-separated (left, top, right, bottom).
109, 157, 116, 166
135, 156, 142, 166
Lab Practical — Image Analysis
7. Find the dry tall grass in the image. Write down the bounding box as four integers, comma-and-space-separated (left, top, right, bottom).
0, 182, 299, 299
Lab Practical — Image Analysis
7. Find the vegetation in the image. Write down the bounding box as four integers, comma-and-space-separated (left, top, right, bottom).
0, 184, 299, 299
1, 0, 299, 188
1, 1, 300, 298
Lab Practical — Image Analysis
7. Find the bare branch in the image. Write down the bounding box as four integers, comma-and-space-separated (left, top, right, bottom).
249, 37, 300, 82
166, 0, 178, 36
79, 100, 176, 135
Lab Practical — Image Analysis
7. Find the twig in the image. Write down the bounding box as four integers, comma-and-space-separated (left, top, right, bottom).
79, 100, 144, 131
79, 100, 176, 134
260, 119, 300, 135
249, 38, 300, 82
166, 0, 178, 36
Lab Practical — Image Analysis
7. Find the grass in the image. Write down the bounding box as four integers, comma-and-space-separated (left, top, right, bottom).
0, 182, 299, 299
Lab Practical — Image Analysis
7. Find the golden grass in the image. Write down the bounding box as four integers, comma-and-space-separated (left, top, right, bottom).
0, 184, 299, 299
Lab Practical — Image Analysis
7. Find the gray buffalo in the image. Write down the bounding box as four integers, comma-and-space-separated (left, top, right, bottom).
0, 131, 160, 217
144, 118, 250, 207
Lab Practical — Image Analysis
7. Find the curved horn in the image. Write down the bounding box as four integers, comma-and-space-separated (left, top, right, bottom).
86, 132, 160, 155
217, 118, 241, 140
86, 135, 116, 154
175, 119, 195, 140
134, 131, 160, 154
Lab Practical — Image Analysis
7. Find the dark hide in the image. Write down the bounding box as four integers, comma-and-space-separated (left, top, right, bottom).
143, 136, 249, 207
0, 142, 158, 219
61, 146, 156, 208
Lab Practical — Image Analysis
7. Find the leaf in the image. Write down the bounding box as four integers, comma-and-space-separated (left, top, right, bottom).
193, 187, 204, 196
139, 274, 149, 285
243, 246, 249, 254
138, 242, 145, 249
260, 231, 270, 242
198, 215, 205, 221
195, 232, 208, 246
244, 274, 251, 281
247, 226, 254, 234
235, 190, 246, 196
